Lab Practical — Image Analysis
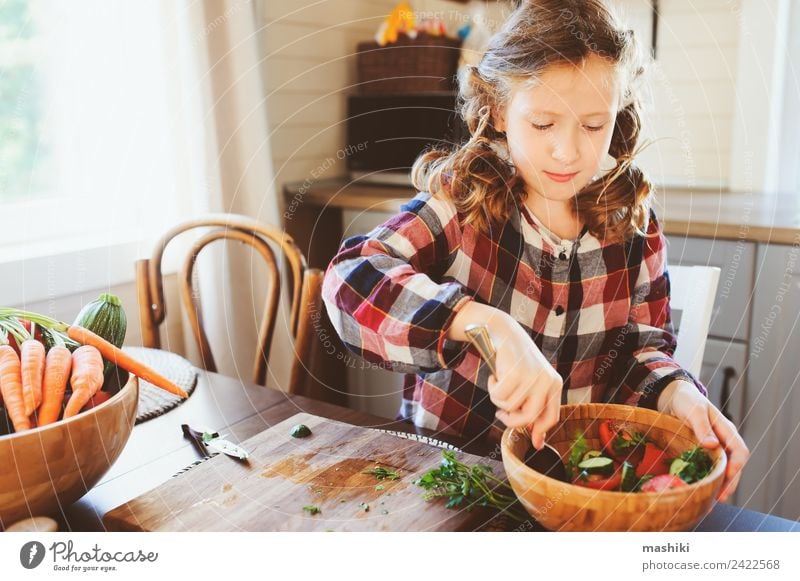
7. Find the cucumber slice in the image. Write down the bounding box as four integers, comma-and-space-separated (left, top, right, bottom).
669, 458, 689, 477
582, 450, 603, 462
577, 456, 614, 475
621, 461, 637, 492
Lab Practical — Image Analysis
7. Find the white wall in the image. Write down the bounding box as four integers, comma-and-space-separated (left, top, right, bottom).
261, 0, 396, 188
616, 0, 743, 189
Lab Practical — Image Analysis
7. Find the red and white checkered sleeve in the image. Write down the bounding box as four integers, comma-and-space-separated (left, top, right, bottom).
610, 210, 708, 409
321, 191, 473, 374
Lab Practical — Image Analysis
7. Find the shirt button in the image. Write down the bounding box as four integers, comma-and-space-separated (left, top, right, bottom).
555, 305, 565, 316
559, 251, 567, 260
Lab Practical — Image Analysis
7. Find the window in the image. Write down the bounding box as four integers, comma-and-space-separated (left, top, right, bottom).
0, 0, 182, 260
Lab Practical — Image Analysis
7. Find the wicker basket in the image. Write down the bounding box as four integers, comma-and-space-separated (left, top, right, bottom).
356, 32, 462, 95
502, 403, 727, 532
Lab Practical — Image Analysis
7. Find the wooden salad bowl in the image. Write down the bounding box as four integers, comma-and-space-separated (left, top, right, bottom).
0, 373, 138, 528
501, 403, 727, 532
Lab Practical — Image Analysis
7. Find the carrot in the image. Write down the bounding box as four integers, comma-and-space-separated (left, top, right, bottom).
0, 345, 32, 432
66, 325, 188, 399
20, 339, 46, 417
37, 345, 72, 426
63, 346, 104, 418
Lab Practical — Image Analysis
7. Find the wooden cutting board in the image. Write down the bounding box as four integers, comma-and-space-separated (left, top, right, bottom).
103, 413, 530, 531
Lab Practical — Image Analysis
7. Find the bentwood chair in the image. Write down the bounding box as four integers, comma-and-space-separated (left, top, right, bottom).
135, 214, 323, 396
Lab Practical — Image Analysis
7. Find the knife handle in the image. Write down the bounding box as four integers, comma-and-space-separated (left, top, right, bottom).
182, 423, 211, 459
464, 324, 497, 379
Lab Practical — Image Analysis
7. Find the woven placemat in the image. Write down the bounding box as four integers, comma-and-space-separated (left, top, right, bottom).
123, 346, 198, 424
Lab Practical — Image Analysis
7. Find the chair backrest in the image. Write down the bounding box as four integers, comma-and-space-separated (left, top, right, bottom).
668, 264, 721, 377
136, 213, 322, 395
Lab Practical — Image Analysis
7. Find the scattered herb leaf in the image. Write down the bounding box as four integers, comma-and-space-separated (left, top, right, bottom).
362, 467, 400, 480
375, 484, 385, 491
302, 505, 321, 515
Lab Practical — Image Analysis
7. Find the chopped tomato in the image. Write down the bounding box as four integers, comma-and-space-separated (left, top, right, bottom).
636, 443, 671, 478
640, 474, 687, 493
599, 420, 614, 450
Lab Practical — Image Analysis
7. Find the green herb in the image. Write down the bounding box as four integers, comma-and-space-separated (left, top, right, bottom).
612, 428, 647, 454
362, 467, 400, 480
413, 450, 528, 522
303, 505, 321, 515
290, 424, 312, 438
375, 484, 385, 491
359, 502, 370, 512
566, 430, 589, 481
670, 446, 713, 483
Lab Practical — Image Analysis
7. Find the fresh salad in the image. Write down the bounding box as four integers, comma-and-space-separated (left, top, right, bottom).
566, 420, 715, 493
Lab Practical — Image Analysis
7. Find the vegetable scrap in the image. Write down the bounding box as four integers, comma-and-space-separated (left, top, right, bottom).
303, 505, 321, 515
290, 424, 312, 438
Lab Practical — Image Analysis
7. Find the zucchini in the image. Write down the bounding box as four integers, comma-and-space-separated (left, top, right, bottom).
620, 461, 637, 492
74, 293, 127, 348
73, 293, 127, 376
577, 456, 614, 476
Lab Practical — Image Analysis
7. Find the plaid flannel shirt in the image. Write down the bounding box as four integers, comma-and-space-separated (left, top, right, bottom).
322, 191, 707, 446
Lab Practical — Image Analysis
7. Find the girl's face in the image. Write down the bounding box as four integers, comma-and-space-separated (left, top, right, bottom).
496, 54, 620, 204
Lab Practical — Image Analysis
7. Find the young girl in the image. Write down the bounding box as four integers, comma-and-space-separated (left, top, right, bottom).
322, 0, 748, 502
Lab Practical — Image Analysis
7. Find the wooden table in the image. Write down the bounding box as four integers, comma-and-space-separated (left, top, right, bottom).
62, 371, 799, 532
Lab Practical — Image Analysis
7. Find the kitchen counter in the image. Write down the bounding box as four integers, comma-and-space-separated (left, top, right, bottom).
283, 178, 800, 245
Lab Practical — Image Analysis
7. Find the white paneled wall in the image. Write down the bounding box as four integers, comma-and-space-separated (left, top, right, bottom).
262, 0, 754, 195
616, 0, 742, 189
262, 0, 397, 190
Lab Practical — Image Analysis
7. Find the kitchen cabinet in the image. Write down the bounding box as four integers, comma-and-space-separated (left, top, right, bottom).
697, 338, 748, 506
666, 235, 756, 341
739, 242, 800, 521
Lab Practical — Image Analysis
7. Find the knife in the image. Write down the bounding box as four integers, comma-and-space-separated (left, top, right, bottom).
181, 424, 249, 461
464, 323, 497, 379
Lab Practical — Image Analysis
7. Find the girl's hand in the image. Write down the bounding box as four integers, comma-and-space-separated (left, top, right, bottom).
488, 316, 563, 451
445, 301, 562, 451
658, 380, 750, 502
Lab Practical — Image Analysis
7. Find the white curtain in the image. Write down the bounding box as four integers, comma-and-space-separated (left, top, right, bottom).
160, 0, 293, 390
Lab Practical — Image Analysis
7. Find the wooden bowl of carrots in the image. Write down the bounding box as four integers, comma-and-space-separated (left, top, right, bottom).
0, 369, 138, 528
501, 403, 726, 532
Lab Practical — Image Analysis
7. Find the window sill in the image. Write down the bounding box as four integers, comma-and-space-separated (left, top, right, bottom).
0, 237, 148, 307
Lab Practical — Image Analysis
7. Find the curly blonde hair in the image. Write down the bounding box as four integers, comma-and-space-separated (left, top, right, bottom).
411, 0, 653, 242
